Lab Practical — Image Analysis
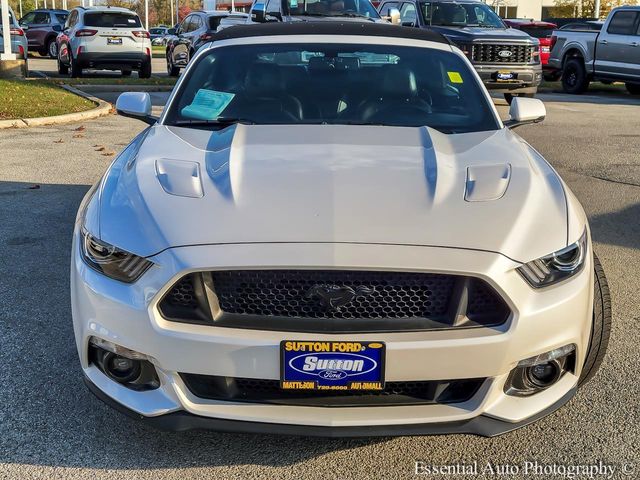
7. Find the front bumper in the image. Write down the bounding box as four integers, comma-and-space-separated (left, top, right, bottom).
473, 63, 543, 93
71, 233, 593, 436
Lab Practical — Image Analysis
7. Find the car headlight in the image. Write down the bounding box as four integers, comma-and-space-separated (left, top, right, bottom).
81, 228, 152, 283
517, 231, 587, 288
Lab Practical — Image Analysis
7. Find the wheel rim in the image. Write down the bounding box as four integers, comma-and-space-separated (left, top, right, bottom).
49, 42, 57, 57
566, 67, 577, 87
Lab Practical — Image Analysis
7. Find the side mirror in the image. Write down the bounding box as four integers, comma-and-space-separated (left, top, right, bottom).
116, 92, 157, 126
251, 3, 267, 23
504, 97, 546, 129
389, 8, 401, 25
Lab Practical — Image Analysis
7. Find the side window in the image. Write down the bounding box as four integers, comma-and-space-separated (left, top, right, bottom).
179, 16, 191, 33
607, 11, 638, 35
192, 15, 203, 30
20, 12, 36, 25
379, 2, 398, 17
67, 11, 77, 29
266, 0, 281, 15
400, 3, 417, 26
34, 12, 50, 24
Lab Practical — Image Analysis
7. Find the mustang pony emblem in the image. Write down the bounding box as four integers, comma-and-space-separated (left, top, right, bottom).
305, 285, 374, 311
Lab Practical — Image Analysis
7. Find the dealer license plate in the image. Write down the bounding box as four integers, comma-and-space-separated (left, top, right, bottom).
280, 340, 385, 391
496, 71, 516, 82
107, 37, 122, 45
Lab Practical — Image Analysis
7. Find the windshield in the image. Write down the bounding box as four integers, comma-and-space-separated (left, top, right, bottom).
164, 43, 499, 134
84, 12, 142, 28
290, 0, 379, 18
421, 1, 504, 28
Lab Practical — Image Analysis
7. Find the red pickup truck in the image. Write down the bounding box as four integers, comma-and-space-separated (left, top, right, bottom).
504, 19, 559, 80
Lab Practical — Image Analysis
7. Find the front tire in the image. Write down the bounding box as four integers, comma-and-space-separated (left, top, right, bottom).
562, 58, 589, 94
578, 254, 611, 387
47, 38, 58, 58
504, 92, 534, 105
625, 82, 640, 95
166, 55, 179, 77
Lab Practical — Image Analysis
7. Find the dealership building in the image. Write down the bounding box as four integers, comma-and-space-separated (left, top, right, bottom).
484, 0, 558, 21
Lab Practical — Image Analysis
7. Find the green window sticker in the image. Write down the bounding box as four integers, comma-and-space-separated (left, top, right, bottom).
181, 89, 235, 120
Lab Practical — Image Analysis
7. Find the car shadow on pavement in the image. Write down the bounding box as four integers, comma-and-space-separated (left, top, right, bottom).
0, 180, 387, 470
589, 202, 640, 251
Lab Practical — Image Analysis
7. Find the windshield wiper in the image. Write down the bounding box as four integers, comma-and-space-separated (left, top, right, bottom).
330, 12, 374, 19
173, 117, 256, 127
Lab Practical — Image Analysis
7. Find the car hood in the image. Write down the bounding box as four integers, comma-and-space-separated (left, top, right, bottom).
430, 25, 537, 43
95, 124, 567, 262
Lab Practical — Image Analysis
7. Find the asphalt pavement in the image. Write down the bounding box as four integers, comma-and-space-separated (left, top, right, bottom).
0, 89, 639, 479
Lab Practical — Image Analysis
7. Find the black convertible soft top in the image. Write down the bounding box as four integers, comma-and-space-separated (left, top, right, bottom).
213, 21, 451, 45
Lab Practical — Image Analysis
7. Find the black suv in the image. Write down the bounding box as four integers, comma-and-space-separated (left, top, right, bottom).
166, 11, 231, 76
378, 0, 542, 102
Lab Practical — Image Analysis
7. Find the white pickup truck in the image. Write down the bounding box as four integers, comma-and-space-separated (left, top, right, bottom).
548, 5, 640, 94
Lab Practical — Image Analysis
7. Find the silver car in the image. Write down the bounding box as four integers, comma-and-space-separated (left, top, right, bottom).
0, 6, 29, 62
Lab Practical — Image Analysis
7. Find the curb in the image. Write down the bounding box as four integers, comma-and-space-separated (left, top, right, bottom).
0, 84, 113, 129
73, 84, 174, 93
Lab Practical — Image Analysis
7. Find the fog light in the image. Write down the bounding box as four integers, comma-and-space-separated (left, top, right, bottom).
525, 361, 561, 388
103, 352, 142, 383
505, 344, 576, 397
89, 337, 160, 391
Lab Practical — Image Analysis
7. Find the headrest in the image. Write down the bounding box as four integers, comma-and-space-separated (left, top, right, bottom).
381, 66, 418, 98
244, 63, 283, 95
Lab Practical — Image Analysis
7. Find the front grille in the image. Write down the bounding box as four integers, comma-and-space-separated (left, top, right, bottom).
159, 270, 511, 333
471, 43, 534, 64
213, 270, 454, 320
180, 373, 485, 407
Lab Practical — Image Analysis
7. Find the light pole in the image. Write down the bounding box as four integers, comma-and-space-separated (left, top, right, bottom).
145, 0, 149, 30
594, 0, 601, 19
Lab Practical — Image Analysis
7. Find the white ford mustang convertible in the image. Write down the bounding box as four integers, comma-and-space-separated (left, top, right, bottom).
71, 23, 611, 436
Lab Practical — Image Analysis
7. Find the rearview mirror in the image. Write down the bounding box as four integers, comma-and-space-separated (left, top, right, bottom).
251, 3, 267, 23
116, 92, 157, 126
389, 8, 401, 25
504, 97, 546, 129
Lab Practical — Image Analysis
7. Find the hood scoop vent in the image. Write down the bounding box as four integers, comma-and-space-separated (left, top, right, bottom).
465, 164, 511, 202
156, 159, 204, 198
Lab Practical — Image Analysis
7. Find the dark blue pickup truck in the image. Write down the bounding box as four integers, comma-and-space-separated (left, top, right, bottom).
377, 0, 542, 102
